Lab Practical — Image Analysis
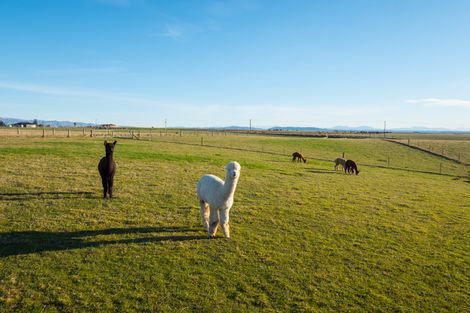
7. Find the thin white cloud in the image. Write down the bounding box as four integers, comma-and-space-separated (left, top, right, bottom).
162, 25, 184, 40
36, 67, 125, 75
0, 81, 70, 96
406, 98, 470, 108
0, 80, 166, 108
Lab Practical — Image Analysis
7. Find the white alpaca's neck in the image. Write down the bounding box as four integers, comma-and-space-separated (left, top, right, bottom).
223, 173, 239, 199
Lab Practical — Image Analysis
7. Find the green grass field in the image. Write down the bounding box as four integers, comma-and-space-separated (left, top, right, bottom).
391, 139, 470, 165
1, 135, 469, 312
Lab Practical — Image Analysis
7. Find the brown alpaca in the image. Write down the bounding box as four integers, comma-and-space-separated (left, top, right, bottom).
344, 159, 359, 175
292, 152, 307, 163
98, 141, 117, 198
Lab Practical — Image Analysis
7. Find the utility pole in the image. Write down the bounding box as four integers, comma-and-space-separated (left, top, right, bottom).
383, 120, 386, 139
249, 119, 252, 132
165, 118, 167, 134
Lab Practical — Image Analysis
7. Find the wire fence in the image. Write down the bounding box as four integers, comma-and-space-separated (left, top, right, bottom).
387, 138, 470, 165
1, 127, 469, 178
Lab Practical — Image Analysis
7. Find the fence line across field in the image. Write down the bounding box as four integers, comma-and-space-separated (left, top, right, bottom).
1, 127, 468, 178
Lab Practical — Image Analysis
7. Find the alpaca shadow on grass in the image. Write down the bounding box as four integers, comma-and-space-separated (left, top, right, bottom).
0, 226, 210, 257
0, 191, 96, 201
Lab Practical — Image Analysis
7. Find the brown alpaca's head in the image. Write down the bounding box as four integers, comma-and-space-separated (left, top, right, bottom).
303, 158, 307, 163
104, 140, 117, 155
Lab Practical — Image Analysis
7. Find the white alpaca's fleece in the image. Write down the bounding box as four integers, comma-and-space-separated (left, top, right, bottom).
196, 161, 241, 238
334, 157, 346, 171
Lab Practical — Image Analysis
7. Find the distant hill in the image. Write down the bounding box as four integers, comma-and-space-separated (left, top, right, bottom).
268, 126, 326, 131
205, 126, 264, 131
389, 126, 470, 133
2, 117, 469, 132
0, 117, 96, 127
331, 125, 380, 132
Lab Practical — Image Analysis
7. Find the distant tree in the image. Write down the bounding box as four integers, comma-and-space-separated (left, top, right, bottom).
33, 119, 38, 125
0, 120, 5, 127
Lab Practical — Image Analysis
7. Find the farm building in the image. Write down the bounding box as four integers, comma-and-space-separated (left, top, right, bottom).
12, 122, 39, 128
99, 124, 118, 129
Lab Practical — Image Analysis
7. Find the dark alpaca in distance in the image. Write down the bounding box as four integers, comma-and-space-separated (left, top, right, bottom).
344, 159, 359, 175
98, 141, 117, 198
292, 152, 307, 163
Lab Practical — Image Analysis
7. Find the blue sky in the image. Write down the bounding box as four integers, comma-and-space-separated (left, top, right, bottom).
1, 0, 469, 129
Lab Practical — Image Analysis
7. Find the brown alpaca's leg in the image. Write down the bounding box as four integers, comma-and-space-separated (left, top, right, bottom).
200, 200, 210, 232
208, 208, 219, 238
101, 177, 107, 198
108, 177, 113, 198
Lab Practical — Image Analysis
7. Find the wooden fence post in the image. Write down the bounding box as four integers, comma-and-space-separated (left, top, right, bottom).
342, 152, 345, 158
52, 128, 56, 136
17, 128, 20, 135
201, 137, 204, 146
42, 128, 45, 138
90, 129, 93, 137
67, 129, 71, 138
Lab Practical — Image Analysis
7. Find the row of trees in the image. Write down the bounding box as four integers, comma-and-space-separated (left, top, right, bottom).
0, 119, 40, 127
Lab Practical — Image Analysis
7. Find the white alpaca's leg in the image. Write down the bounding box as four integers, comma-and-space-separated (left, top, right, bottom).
220, 209, 230, 238
208, 208, 219, 237
199, 200, 210, 232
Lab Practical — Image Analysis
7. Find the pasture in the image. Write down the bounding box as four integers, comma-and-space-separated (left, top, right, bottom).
0, 134, 469, 312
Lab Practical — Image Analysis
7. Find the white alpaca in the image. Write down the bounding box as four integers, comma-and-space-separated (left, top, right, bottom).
334, 157, 346, 171
196, 161, 241, 238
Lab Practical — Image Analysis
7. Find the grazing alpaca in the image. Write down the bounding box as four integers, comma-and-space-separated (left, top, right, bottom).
197, 161, 241, 238
344, 159, 359, 175
334, 157, 346, 171
98, 141, 117, 198
292, 152, 307, 163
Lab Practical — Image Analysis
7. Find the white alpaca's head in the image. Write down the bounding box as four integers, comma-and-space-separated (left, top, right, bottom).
225, 161, 241, 180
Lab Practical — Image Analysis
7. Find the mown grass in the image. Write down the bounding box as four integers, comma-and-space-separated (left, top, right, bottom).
0, 136, 469, 312
156, 134, 468, 176
391, 139, 470, 165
